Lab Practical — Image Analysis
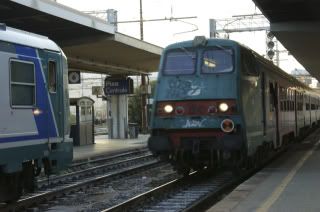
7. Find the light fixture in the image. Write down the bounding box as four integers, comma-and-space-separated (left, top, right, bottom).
219, 102, 228, 112
33, 108, 41, 116
164, 105, 173, 113
221, 119, 234, 133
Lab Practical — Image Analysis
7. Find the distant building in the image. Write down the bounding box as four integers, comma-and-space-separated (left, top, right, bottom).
290, 68, 319, 88
291, 68, 310, 76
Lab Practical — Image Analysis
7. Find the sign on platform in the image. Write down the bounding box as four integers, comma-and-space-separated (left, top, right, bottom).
92, 86, 103, 96
104, 77, 134, 95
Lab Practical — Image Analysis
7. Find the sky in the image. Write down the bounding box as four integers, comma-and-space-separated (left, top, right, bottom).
57, 0, 304, 73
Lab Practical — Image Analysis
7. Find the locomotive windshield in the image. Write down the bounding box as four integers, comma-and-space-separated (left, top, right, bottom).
163, 49, 196, 75
202, 48, 233, 74
162, 47, 233, 75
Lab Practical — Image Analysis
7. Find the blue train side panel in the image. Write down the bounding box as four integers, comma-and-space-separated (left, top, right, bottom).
0, 25, 72, 202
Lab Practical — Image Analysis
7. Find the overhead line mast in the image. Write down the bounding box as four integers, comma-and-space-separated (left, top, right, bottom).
82, 10, 197, 41
209, 14, 288, 66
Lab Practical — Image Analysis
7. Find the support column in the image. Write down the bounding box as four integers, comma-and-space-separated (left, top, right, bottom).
107, 95, 128, 139
141, 74, 147, 133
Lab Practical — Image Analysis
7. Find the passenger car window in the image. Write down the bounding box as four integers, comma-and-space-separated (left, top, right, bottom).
48, 61, 57, 93
163, 50, 196, 75
202, 48, 233, 74
10, 60, 35, 107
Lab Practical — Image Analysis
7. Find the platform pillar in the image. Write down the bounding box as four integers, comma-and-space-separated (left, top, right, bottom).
141, 74, 148, 133
107, 95, 128, 139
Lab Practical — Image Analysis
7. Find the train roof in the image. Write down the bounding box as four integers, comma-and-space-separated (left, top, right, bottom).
164, 38, 239, 51
164, 37, 320, 95
0, 24, 61, 52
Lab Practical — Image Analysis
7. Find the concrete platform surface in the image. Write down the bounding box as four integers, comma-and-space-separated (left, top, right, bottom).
73, 134, 149, 162
208, 129, 320, 212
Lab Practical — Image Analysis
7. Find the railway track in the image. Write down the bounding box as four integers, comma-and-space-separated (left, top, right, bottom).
3, 131, 318, 211
70, 147, 151, 169
38, 148, 152, 189
103, 170, 237, 212
101, 131, 320, 212
1, 150, 162, 211
101, 158, 281, 212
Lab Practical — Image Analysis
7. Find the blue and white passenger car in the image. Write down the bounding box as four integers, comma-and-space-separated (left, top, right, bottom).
0, 24, 72, 202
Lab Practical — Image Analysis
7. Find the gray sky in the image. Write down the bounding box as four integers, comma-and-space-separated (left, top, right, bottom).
58, 0, 259, 46
58, 0, 304, 73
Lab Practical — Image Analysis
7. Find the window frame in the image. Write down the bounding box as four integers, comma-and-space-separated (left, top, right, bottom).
9, 58, 36, 108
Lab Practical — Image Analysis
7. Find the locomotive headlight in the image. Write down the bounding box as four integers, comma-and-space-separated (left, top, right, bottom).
221, 119, 234, 133
219, 102, 229, 112
164, 105, 174, 113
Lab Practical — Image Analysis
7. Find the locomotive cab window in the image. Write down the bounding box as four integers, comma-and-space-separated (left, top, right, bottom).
201, 48, 233, 74
163, 49, 196, 75
48, 60, 57, 93
10, 60, 36, 107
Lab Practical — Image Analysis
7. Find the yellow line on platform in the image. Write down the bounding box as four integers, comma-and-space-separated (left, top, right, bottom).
256, 139, 320, 212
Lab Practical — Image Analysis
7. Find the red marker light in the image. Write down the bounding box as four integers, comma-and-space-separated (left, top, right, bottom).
175, 106, 185, 115
208, 106, 218, 114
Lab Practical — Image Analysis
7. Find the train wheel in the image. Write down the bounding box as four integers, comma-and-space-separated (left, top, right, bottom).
251, 149, 261, 169
193, 164, 205, 172
159, 153, 169, 161
245, 156, 254, 169
0, 172, 22, 203
22, 162, 36, 193
232, 151, 247, 176
177, 166, 191, 176
255, 145, 268, 167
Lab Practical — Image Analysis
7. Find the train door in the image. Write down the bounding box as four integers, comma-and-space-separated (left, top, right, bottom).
46, 50, 62, 140
309, 96, 312, 125
306, 95, 311, 126
269, 81, 280, 148
261, 72, 266, 136
294, 90, 298, 135
274, 83, 281, 147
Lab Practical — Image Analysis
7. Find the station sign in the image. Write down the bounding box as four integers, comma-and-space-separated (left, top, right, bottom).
104, 77, 134, 95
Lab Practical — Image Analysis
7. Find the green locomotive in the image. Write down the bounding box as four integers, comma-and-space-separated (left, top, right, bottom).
148, 36, 320, 174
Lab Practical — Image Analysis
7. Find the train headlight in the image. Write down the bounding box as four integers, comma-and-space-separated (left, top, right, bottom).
33, 108, 41, 116
221, 119, 234, 133
219, 102, 229, 112
164, 105, 174, 113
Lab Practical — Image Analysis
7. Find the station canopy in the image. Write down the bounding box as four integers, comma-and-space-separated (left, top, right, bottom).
253, 0, 320, 81
0, 0, 162, 75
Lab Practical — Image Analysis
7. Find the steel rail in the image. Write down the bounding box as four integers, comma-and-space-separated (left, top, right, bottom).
3, 160, 164, 211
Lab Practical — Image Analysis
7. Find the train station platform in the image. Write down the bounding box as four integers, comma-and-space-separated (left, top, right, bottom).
72, 134, 149, 162
208, 129, 320, 212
